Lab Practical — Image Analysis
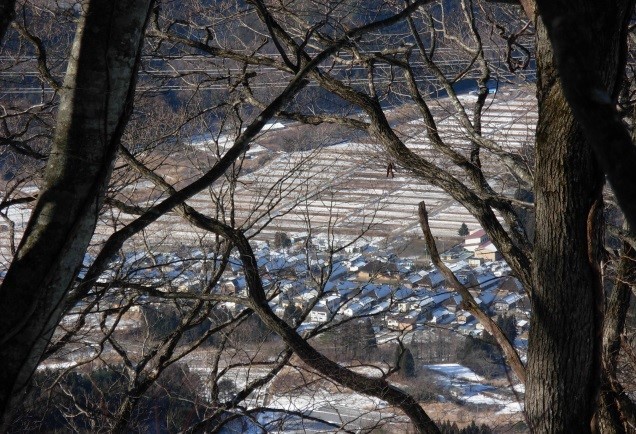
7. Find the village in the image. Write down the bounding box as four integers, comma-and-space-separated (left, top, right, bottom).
71, 224, 528, 430
13, 91, 535, 431
214, 227, 529, 350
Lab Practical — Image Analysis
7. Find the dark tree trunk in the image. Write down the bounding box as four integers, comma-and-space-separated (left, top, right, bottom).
0, 0, 15, 44
527, 4, 631, 432
0, 0, 153, 427
536, 0, 636, 231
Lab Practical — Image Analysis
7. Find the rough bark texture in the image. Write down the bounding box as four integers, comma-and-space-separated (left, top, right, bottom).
0, 0, 152, 427
526, 6, 629, 431
536, 0, 636, 233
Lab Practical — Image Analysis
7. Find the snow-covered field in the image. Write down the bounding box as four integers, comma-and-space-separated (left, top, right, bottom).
425, 363, 524, 415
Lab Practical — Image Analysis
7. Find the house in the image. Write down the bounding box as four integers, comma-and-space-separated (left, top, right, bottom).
417, 303, 434, 320
293, 262, 310, 278
292, 295, 310, 310
456, 310, 475, 325
468, 257, 483, 267
441, 294, 462, 313
457, 320, 479, 336
336, 280, 359, 299
448, 261, 472, 285
256, 255, 269, 269
343, 301, 366, 317
367, 300, 391, 316
431, 308, 455, 324
324, 294, 342, 312
175, 275, 200, 292
228, 257, 243, 273
356, 260, 400, 281
309, 306, 330, 323
474, 241, 502, 261
398, 296, 419, 313
393, 287, 414, 302
475, 271, 500, 292
274, 304, 286, 318
416, 295, 435, 312
299, 287, 319, 302
327, 261, 349, 281
517, 319, 530, 334
386, 314, 401, 329
397, 258, 414, 274
498, 275, 525, 294
397, 314, 420, 331
265, 255, 289, 274
420, 269, 445, 289
493, 293, 523, 312
278, 296, 292, 309
464, 229, 489, 252
361, 284, 391, 300
357, 296, 375, 308
431, 292, 453, 305
405, 272, 425, 288
347, 257, 368, 272
221, 277, 246, 295
475, 291, 497, 308
492, 262, 512, 277
387, 313, 419, 331
280, 280, 303, 297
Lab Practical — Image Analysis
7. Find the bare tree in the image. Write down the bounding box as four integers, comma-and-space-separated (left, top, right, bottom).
0, 0, 155, 426
3, 0, 636, 433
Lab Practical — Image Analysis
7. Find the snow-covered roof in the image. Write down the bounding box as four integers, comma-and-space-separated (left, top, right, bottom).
393, 287, 414, 300
476, 241, 498, 252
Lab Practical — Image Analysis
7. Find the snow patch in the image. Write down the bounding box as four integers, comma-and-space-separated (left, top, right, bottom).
424, 363, 484, 382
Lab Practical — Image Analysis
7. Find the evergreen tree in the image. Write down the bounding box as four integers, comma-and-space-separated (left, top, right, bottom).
497, 314, 518, 343
458, 222, 469, 237
274, 232, 291, 249
438, 420, 493, 434
394, 346, 416, 378
362, 318, 377, 350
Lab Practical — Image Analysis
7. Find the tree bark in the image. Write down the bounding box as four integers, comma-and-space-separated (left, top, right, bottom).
535, 0, 636, 232
526, 6, 629, 431
0, 0, 153, 427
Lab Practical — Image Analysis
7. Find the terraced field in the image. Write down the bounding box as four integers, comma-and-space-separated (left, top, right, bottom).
227, 91, 537, 243
0, 90, 537, 261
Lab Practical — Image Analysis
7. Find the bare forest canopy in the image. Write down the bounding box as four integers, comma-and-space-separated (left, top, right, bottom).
0, 1, 636, 433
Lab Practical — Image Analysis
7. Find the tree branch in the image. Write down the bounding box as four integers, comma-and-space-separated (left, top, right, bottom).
418, 201, 526, 384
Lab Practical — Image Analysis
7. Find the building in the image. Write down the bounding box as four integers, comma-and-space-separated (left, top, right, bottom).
474, 241, 502, 261
493, 293, 523, 313
464, 229, 488, 252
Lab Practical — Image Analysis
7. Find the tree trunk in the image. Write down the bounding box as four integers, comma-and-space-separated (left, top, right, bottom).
527, 5, 630, 431
0, 0, 152, 427
535, 0, 636, 231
